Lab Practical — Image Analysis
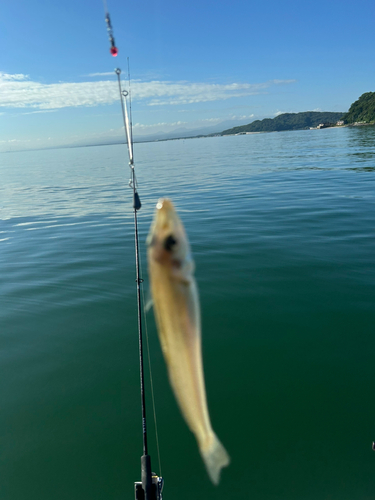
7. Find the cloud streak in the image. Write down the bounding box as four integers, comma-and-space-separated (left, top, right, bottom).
86, 72, 117, 77
0, 72, 295, 111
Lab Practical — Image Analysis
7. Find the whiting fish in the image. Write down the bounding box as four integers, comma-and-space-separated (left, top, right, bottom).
147, 198, 230, 485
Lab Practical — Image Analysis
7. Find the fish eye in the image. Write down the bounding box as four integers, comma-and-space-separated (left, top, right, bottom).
164, 234, 177, 252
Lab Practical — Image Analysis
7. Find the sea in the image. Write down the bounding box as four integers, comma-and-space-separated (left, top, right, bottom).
1, 126, 375, 500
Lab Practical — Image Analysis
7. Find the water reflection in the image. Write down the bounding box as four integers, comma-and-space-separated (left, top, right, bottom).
346, 124, 375, 164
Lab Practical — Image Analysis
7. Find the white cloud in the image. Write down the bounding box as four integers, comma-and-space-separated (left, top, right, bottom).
132, 114, 256, 136
87, 72, 117, 77
0, 72, 296, 111
0, 72, 29, 81
133, 120, 187, 130
229, 114, 254, 120
21, 109, 57, 115
274, 107, 321, 116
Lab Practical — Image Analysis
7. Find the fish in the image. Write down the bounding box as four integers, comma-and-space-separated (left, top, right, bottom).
147, 198, 230, 485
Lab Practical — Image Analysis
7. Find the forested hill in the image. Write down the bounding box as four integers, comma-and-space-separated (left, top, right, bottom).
221, 111, 344, 135
342, 92, 375, 124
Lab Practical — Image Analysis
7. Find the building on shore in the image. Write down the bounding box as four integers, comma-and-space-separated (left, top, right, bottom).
317, 123, 334, 129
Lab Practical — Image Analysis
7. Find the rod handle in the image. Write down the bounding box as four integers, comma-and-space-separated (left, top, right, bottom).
141, 454, 153, 500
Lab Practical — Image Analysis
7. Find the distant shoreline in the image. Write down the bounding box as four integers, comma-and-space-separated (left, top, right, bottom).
2, 121, 375, 155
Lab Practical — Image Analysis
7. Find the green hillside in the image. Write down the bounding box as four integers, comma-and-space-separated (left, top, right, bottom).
221, 111, 344, 135
341, 92, 375, 124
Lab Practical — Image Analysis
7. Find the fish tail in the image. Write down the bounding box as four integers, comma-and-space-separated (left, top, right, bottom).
200, 433, 230, 485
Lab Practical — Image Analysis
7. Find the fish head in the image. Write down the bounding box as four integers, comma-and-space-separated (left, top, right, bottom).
147, 198, 194, 278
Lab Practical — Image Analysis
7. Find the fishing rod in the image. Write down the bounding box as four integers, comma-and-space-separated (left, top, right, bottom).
102, 4, 163, 500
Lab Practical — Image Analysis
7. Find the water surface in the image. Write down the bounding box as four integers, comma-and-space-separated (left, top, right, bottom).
1, 126, 375, 499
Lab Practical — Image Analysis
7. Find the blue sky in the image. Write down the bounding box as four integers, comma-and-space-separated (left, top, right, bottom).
0, 0, 374, 151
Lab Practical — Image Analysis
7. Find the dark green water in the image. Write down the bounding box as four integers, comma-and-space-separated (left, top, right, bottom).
1, 127, 375, 499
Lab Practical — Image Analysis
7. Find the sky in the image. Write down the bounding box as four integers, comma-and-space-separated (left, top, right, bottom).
0, 0, 374, 152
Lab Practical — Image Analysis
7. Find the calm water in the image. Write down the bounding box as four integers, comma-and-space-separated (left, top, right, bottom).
1, 127, 375, 499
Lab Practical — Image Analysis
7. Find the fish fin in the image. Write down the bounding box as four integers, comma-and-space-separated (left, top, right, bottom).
145, 292, 153, 312
200, 433, 230, 485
